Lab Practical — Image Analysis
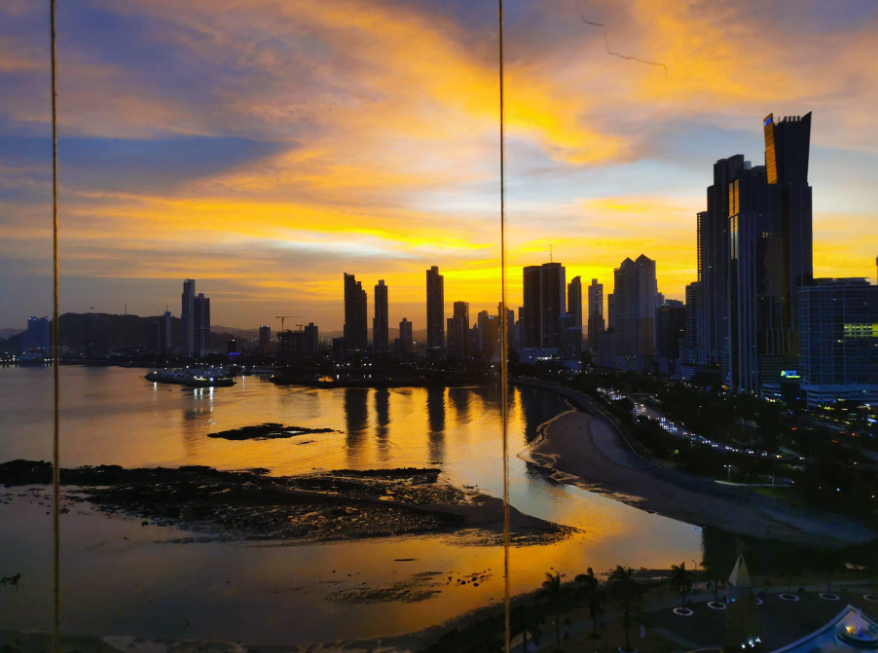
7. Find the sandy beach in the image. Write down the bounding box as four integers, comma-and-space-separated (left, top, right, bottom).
521, 409, 874, 547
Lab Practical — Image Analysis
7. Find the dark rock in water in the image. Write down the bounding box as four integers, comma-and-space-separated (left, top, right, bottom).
0, 460, 572, 547
206, 423, 337, 440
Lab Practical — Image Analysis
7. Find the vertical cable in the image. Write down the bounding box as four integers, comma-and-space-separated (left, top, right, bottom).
49, 1, 61, 652
497, 1, 511, 652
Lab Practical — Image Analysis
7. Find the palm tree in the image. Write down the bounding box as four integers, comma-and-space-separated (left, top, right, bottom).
609, 566, 642, 653
536, 571, 566, 652
574, 567, 604, 638
669, 562, 694, 609
511, 605, 543, 653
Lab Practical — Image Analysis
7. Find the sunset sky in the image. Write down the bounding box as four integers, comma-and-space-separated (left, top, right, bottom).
2, 0, 877, 331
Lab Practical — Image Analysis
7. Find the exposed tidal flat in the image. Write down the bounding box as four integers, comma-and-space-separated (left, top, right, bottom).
0, 366, 704, 645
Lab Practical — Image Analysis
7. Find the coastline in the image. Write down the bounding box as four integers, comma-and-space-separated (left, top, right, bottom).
520, 402, 874, 547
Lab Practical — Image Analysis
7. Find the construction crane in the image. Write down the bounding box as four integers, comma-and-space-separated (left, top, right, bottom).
276, 315, 300, 332
295, 324, 306, 332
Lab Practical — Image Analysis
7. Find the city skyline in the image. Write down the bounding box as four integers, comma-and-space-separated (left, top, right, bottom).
3, 0, 878, 329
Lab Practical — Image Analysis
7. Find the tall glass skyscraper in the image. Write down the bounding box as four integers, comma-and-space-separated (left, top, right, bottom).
343, 273, 368, 353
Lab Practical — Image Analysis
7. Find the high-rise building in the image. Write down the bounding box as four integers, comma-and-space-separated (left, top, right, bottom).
259, 325, 271, 353
303, 323, 319, 354
477, 310, 499, 361
181, 279, 196, 356
681, 282, 700, 365
447, 301, 469, 359
160, 311, 173, 353
399, 318, 413, 355
611, 255, 657, 371
798, 278, 878, 407
727, 113, 813, 394
193, 293, 211, 356
587, 279, 604, 354
343, 273, 368, 353
567, 276, 583, 352
22, 316, 50, 352
373, 280, 389, 354
698, 155, 748, 367
426, 266, 445, 353
520, 262, 566, 350
656, 300, 686, 376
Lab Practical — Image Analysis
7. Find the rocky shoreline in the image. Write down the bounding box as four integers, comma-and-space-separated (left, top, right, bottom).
0, 460, 572, 546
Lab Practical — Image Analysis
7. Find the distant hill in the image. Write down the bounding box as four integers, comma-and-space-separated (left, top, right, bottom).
212, 325, 260, 340
0, 328, 24, 340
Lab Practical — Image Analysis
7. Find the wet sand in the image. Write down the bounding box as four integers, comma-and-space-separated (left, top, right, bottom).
521, 410, 874, 547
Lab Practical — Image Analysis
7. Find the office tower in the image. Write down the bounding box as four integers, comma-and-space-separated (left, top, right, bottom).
656, 300, 686, 376
611, 255, 658, 371
504, 307, 516, 352
193, 293, 210, 356
587, 279, 604, 354
259, 325, 271, 353
373, 280, 389, 354
447, 301, 469, 358
606, 293, 615, 330
469, 322, 481, 358
598, 328, 616, 368
521, 262, 566, 350
477, 310, 499, 360
160, 311, 173, 353
227, 339, 237, 354
798, 278, 878, 407
426, 266, 445, 353
681, 282, 700, 365
343, 273, 368, 352
561, 313, 582, 362
698, 155, 748, 367
303, 323, 319, 354
181, 279, 196, 356
568, 276, 583, 351
727, 113, 813, 394
399, 318, 413, 355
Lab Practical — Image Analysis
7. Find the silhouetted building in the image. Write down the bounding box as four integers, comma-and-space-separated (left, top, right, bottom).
612, 255, 657, 371
598, 328, 616, 368
181, 279, 196, 356
681, 282, 700, 369
226, 339, 237, 354
343, 273, 368, 353
447, 301, 469, 359
561, 313, 582, 364
426, 266, 445, 354
567, 276, 583, 355
698, 155, 748, 367
521, 262, 566, 350
477, 310, 500, 360
373, 280, 389, 354
160, 311, 173, 353
259, 325, 271, 354
656, 300, 686, 376
193, 293, 210, 357
22, 316, 50, 353
587, 279, 604, 354
399, 318, 413, 356
798, 278, 878, 407
303, 323, 319, 354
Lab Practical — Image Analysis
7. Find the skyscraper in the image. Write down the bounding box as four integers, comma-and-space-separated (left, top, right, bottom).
521, 262, 566, 350
259, 325, 271, 354
373, 280, 389, 354
343, 273, 368, 353
399, 317, 413, 355
193, 293, 210, 356
612, 255, 657, 371
726, 113, 813, 394
656, 300, 686, 376
447, 301, 469, 359
160, 310, 173, 353
426, 266, 445, 353
477, 310, 499, 361
567, 276, 583, 349
681, 282, 700, 366
698, 155, 748, 367
181, 279, 196, 356
587, 279, 604, 354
